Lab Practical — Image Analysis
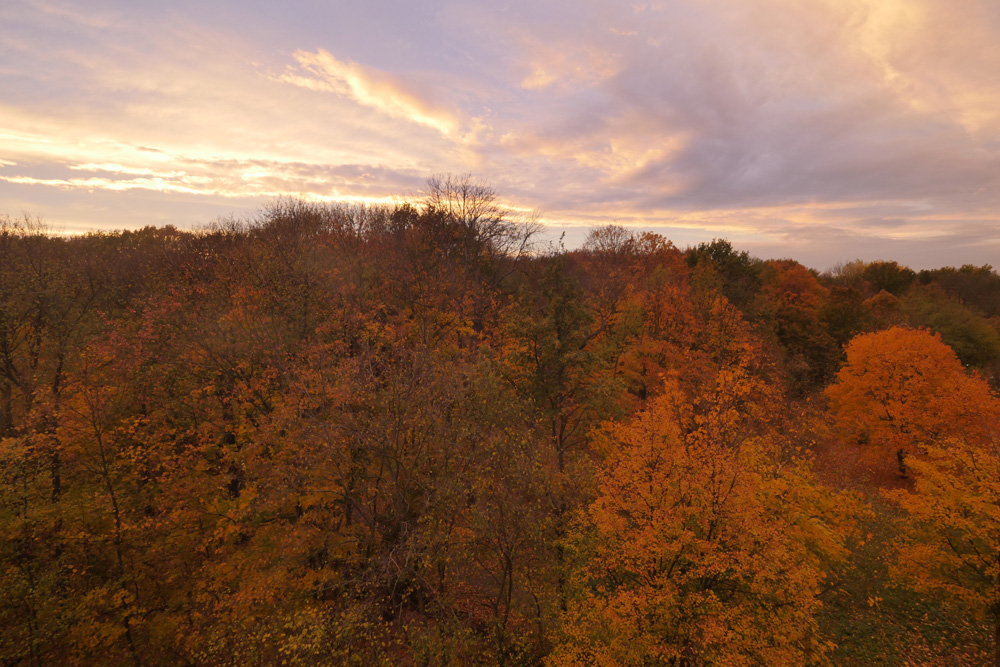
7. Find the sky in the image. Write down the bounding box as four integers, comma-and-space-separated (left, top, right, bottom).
2, 0, 999, 270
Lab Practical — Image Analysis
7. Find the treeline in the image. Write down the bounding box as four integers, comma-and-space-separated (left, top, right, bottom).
2, 177, 1000, 666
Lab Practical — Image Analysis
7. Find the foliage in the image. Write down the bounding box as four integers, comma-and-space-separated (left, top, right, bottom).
685, 238, 763, 314
861, 261, 916, 297
3, 197, 1000, 664
917, 264, 1000, 319
550, 365, 855, 666
756, 259, 839, 388
888, 437, 1000, 666
825, 326, 1000, 477
901, 284, 1000, 371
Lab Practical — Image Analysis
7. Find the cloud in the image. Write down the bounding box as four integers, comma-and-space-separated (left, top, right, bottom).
0, 156, 428, 205
0, 5, 466, 205
468, 0, 1000, 200
515, 33, 620, 91
278, 49, 462, 137
0, 175, 210, 196
2, 0, 1000, 270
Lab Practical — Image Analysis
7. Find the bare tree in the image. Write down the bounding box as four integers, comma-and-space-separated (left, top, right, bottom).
424, 174, 541, 286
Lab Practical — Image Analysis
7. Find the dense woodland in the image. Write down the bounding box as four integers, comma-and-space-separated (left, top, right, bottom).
3, 177, 1000, 666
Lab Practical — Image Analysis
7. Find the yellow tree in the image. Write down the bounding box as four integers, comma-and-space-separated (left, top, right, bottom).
888, 435, 1000, 667
825, 326, 1000, 477
549, 365, 854, 667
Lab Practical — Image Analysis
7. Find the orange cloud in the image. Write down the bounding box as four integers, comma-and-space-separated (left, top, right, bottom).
0, 173, 408, 207
278, 50, 460, 137
517, 37, 620, 91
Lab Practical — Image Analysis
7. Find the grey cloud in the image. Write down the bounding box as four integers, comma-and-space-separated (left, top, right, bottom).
4, 0, 1000, 273
473, 0, 1000, 220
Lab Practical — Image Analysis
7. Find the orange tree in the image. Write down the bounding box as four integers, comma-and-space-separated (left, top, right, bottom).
756, 259, 839, 389
825, 326, 1000, 477
549, 363, 856, 666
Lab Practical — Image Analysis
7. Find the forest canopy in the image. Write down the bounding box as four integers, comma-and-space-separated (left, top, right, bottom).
2, 180, 1000, 666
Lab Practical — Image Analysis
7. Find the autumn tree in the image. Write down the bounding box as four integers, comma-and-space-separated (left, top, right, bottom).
888, 435, 1000, 666
597, 231, 704, 402
819, 285, 871, 351
500, 251, 623, 476
825, 326, 1000, 477
756, 259, 838, 388
550, 364, 854, 666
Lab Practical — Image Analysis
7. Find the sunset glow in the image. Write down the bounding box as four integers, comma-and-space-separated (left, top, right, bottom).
2, 0, 999, 267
